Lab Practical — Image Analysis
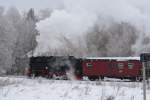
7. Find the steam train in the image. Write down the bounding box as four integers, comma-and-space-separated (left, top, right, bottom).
27, 56, 150, 81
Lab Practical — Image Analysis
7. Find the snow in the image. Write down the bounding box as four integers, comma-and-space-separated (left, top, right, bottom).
0, 76, 150, 100
84, 57, 140, 60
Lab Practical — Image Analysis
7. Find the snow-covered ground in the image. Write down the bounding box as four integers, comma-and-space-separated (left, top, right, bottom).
0, 76, 150, 100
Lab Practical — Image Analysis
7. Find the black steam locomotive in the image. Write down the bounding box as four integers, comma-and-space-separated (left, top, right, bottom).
27, 56, 82, 79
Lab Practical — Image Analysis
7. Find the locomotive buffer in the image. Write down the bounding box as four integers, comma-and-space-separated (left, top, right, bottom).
140, 53, 150, 100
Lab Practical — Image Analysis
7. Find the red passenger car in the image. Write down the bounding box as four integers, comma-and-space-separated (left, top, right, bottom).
82, 57, 142, 80
82, 59, 110, 80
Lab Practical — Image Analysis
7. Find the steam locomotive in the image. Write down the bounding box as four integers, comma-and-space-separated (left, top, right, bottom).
27, 56, 150, 81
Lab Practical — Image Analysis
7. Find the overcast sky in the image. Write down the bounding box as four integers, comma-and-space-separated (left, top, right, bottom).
0, 0, 63, 10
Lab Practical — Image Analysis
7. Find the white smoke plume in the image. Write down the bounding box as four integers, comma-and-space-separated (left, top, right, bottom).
35, 0, 150, 56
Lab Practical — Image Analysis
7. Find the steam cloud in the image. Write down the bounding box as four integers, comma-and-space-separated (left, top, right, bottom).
35, 0, 150, 57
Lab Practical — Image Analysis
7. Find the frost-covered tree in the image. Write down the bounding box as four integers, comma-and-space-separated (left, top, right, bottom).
0, 7, 38, 75
11, 8, 38, 74
0, 6, 4, 16
86, 22, 138, 57
0, 7, 17, 74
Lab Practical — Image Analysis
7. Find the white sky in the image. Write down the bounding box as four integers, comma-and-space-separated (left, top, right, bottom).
0, 0, 63, 10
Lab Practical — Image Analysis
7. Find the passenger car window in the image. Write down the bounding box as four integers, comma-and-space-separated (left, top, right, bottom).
128, 63, 134, 69
118, 63, 124, 69
86, 63, 93, 67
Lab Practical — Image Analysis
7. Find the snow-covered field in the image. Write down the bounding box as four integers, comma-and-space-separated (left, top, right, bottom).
0, 76, 150, 100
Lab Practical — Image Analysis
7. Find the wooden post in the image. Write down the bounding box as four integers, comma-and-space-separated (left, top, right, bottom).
142, 62, 146, 100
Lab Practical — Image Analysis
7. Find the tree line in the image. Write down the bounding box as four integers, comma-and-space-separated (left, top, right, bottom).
0, 7, 51, 75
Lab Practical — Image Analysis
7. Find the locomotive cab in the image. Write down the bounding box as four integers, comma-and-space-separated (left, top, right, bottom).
29, 56, 50, 77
